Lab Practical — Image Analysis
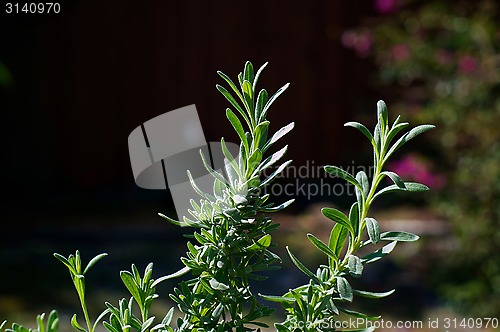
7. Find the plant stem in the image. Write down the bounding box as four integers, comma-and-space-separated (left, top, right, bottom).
77, 291, 93, 332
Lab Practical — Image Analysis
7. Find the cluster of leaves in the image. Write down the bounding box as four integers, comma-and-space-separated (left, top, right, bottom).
53, 251, 174, 332
263, 101, 433, 331
1, 311, 58, 332
158, 61, 294, 331
345, 0, 500, 316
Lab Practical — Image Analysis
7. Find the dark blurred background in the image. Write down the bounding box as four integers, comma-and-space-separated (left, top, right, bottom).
1, 0, 499, 330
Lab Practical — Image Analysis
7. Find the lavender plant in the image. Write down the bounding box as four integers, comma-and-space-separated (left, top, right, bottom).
263, 101, 434, 331
53, 251, 174, 332
1, 311, 59, 332
2, 66, 431, 332
158, 61, 294, 331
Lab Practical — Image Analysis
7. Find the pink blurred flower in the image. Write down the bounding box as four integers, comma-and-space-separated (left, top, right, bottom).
374, 0, 399, 14
389, 154, 445, 189
391, 44, 410, 61
341, 31, 357, 48
341, 30, 373, 58
458, 55, 478, 74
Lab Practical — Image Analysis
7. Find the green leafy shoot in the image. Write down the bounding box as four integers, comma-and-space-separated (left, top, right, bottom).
270, 100, 434, 330
54, 251, 109, 332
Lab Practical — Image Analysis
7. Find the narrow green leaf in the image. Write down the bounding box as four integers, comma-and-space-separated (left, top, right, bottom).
220, 138, 241, 181
209, 278, 229, 291
93, 309, 111, 332
329, 223, 349, 258
120, 271, 142, 303
353, 289, 395, 299
260, 160, 292, 187
356, 171, 369, 198
372, 182, 429, 201
404, 182, 430, 192
186, 170, 217, 202
37, 313, 45, 332
253, 120, 270, 150
348, 255, 363, 278
245, 234, 272, 251
75, 251, 82, 275
344, 121, 376, 151
338, 307, 381, 320
217, 70, 244, 101
324, 166, 362, 191
47, 310, 59, 332
361, 241, 397, 264
242, 80, 254, 114
157, 213, 182, 227
215, 84, 250, 127
374, 122, 382, 153
381, 171, 405, 189
255, 89, 268, 123
260, 83, 290, 121
377, 100, 388, 129
321, 208, 355, 234
243, 61, 254, 84
256, 145, 288, 174
380, 231, 419, 242
385, 124, 435, 161
103, 321, 120, 332
336, 277, 353, 301
258, 294, 295, 303
151, 266, 191, 287
83, 253, 108, 275
226, 108, 249, 153
386, 121, 409, 146
252, 62, 268, 92
53, 253, 77, 275
365, 218, 380, 244
257, 234, 272, 247
141, 317, 155, 332
212, 303, 224, 320
262, 122, 295, 152
198, 150, 229, 185
349, 202, 360, 236
162, 307, 175, 325
247, 148, 262, 175
70, 315, 86, 332
259, 198, 294, 212
73, 275, 85, 299
286, 247, 320, 283
307, 233, 338, 260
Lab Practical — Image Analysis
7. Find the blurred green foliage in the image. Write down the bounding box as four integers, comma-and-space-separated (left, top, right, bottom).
343, 0, 500, 317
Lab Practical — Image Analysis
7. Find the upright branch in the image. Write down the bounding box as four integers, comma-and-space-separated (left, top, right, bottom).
159, 61, 295, 331
264, 101, 435, 332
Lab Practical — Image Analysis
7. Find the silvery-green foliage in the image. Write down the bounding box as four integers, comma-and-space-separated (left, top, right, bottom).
54, 251, 109, 332
264, 101, 434, 331
103, 263, 175, 332
158, 61, 295, 331
50, 61, 294, 332
54, 252, 174, 332
2, 311, 59, 332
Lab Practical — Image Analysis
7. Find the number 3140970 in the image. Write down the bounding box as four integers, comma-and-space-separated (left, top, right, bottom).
6, 3, 61, 14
